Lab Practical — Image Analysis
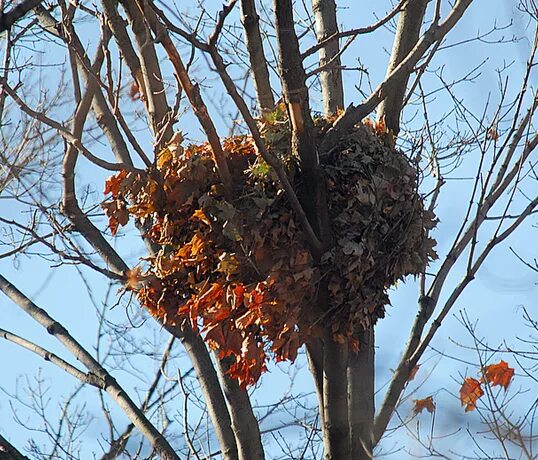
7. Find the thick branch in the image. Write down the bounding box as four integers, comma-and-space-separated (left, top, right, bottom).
301, 0, 406, 60
311, 0, 344, 115
119, 0, 173, 148
60, 43, 131, 277
306, 340, 325, 428
100, 0, 146, 104
240, 0, 275, 112
0, 0, 43, 32
274, 0, 317, 171
376, 0, 429, 135
0, 328, 104, 387
321, 0, 475, 153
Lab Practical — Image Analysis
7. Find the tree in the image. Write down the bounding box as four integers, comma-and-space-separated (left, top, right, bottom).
0, 0, 536, 459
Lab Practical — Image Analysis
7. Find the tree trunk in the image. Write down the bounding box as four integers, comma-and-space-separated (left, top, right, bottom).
323, 329, 350, 459
376, 0, 428, 135
240, 0, 275, 113
216, 356, 265, 460
348, 326, 375, 459
311, 0, 344, 115
172, 326, 239, 460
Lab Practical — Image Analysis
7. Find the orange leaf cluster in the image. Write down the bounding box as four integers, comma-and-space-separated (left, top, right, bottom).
101, 119, 437, 386
102, 134, 315, 387
459, 360, 515, 412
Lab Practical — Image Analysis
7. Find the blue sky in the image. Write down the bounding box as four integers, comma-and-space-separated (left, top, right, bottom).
0, 1, 536, 458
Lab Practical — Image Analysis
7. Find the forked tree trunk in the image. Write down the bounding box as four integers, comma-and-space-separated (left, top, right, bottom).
311, 0, 344, 115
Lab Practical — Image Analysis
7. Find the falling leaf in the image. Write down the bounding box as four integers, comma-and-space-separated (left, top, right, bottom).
460, 377, 484, 412
482, 360, 514, 390
413, 396, 435, 414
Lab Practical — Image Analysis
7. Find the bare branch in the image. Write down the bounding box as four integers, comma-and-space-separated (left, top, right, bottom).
322, 0, 475, 153
0, 0, 43, 32
0, 274, 181, 460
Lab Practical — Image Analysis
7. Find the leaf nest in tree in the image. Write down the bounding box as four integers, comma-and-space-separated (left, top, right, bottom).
319, 122, 438, 334
102, 120, 437, 387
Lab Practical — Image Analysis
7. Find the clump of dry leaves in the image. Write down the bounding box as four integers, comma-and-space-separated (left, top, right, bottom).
102, 112, 437, 387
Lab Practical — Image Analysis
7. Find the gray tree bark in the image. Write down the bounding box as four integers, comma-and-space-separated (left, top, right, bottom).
216, 357, 265, 460
376, 0, 429, 135
348, 327, 375, 459
311, 0, 344, 115
240, 0, 275, 113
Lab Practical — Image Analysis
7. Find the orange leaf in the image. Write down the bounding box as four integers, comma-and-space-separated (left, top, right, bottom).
204, 323, 226, 350
460, 377, 484, 412
483, 360, 514, 390
192, 209, 211, 226
102, 199, 129, 235
235, 309, 260, 330
374, 118, 387, 136
413, 396, 435, 415
104, 170, 129, 197
190, 233, 205, 256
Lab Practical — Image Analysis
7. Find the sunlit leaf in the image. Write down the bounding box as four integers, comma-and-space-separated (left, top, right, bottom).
483, 360, 514, 390
460, 377, 484, 412
413, 396, 435, 415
